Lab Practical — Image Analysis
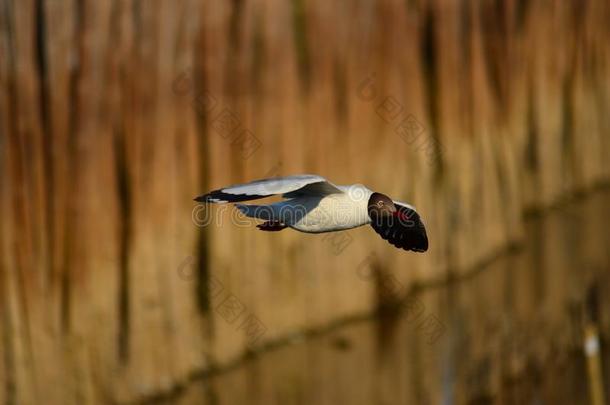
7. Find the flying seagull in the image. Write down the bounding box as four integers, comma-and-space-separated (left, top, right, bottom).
194, 174, 428, 252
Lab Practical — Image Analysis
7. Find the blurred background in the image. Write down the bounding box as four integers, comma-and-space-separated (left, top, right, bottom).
1, 0, 610, 404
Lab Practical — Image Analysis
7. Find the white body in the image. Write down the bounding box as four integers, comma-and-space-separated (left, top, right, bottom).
237, 185, 374, 233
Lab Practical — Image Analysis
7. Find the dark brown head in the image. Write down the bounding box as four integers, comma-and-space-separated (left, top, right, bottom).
367, 192, 396, 219
367, 193, 428, 252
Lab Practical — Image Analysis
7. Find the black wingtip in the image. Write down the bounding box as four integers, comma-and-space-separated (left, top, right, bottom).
195, 189, 268, 204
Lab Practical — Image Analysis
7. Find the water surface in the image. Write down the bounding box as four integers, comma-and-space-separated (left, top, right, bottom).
152, 189, 610, 405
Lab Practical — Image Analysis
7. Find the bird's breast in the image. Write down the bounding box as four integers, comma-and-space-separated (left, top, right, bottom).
287, 194, 370, 233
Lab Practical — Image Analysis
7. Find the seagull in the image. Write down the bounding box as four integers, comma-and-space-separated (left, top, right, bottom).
194, 174, 428, 252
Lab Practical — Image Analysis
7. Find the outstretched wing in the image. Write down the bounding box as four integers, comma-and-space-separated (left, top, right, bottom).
369, 202, 428, 252
194, 174, 343, 203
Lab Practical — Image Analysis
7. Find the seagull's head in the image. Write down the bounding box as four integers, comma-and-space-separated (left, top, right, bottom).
367, 192, 396, 219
